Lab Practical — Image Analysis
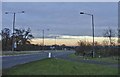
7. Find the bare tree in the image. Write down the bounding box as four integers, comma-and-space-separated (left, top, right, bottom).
103, 28, 115, 46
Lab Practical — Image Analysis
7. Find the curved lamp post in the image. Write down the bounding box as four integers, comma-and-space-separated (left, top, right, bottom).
80, 12, 95, 58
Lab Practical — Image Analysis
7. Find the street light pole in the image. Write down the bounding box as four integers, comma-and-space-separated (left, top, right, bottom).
55, 36, 56, 45
42, 30, 44, 50
92, 15, 95, 58
54, 36, 57, 50
80, 12, 95, 58
41, 29, 49, 51
12, 13, 16, 51
5, 11, 25, 51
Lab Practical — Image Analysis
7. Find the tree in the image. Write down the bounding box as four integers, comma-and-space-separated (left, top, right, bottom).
1, 28, 12, 50
75, 40, 92, 56
1, 28, 11, 39
1, 28, 34, 51
14, 28, 34, 47
102, 28, 118, 57
103, 28, 115, 46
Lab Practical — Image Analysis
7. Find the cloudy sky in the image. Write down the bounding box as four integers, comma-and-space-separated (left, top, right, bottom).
2, 2, 118, 38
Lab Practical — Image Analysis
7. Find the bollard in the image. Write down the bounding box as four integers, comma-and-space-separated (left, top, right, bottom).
48, 52, 51, 58
99, 55, 101, 58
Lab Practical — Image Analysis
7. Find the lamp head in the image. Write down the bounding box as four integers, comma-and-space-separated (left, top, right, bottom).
21, 11, 25, 13
80, 12, 84, 14
5, 12, 8, 14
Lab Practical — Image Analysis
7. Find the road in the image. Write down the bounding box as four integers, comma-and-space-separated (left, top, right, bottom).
2, 50, 74, 69
2, 50, 118, 69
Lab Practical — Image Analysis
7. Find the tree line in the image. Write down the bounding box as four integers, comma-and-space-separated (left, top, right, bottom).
0, 28, 74, 51
75, 28, 119, 57
1, 28, 34, 51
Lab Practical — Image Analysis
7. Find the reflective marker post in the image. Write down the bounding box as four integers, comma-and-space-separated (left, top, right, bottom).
48, 52, 51, 58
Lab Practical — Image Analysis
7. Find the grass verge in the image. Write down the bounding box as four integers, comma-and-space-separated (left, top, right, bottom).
69, 54, 118, 64
3, 58, 118, 75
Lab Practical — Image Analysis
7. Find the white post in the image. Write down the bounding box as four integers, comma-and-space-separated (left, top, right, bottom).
48, 52, 51, 58
14, 42, 17, 49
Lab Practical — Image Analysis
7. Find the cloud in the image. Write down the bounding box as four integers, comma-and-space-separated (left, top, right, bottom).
2, 2, 118, 37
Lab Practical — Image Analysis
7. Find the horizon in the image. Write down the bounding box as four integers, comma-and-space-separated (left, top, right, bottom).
30, 35, 118, 46
1, 2, 119, 46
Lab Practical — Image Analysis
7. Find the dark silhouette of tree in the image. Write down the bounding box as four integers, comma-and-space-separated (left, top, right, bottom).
14, 28, 34, 47
102, 28, 119, 57
1, 28, 34, 51
75, 40, 92, 56
1, 28, 12, 50
1, 28, 11, 39
103, 28, 115, 46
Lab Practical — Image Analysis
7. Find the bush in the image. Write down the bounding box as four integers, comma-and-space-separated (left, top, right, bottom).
75, 45, 118, 57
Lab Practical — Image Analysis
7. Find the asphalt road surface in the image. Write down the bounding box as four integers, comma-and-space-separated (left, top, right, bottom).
2, 50, 118, 69
2, 50, 74, 69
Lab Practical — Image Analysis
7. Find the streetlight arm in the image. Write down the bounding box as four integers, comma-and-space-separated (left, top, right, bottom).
84, 13, 93, 16
5, 11, 25, 14
80, 12, 93, 16
5, 12, 14, 14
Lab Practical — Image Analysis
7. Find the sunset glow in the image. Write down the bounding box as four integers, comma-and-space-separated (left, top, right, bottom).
30, 36, 118, 46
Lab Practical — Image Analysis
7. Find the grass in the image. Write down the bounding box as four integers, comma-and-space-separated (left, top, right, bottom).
69, 54, 118, 64
3, 58, 118, 75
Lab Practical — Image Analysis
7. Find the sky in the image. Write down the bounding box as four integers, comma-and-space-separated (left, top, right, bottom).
2, 2, 118, 37
2, 0, 120, 2
1, 2, 119, 45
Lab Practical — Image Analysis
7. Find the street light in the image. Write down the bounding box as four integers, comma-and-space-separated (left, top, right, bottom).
55, 36, 57, 46
41, 29, 49, 51
54, 36, 59, 50
80, 11, 95, 58
5, 11, 25, 51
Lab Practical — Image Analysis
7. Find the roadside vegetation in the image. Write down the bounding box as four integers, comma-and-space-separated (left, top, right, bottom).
75, 27, 118, 55
69, 54, 118, 64
3, 58, 118, 75
1, 28, 74, 52
75, 28, 119, 60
